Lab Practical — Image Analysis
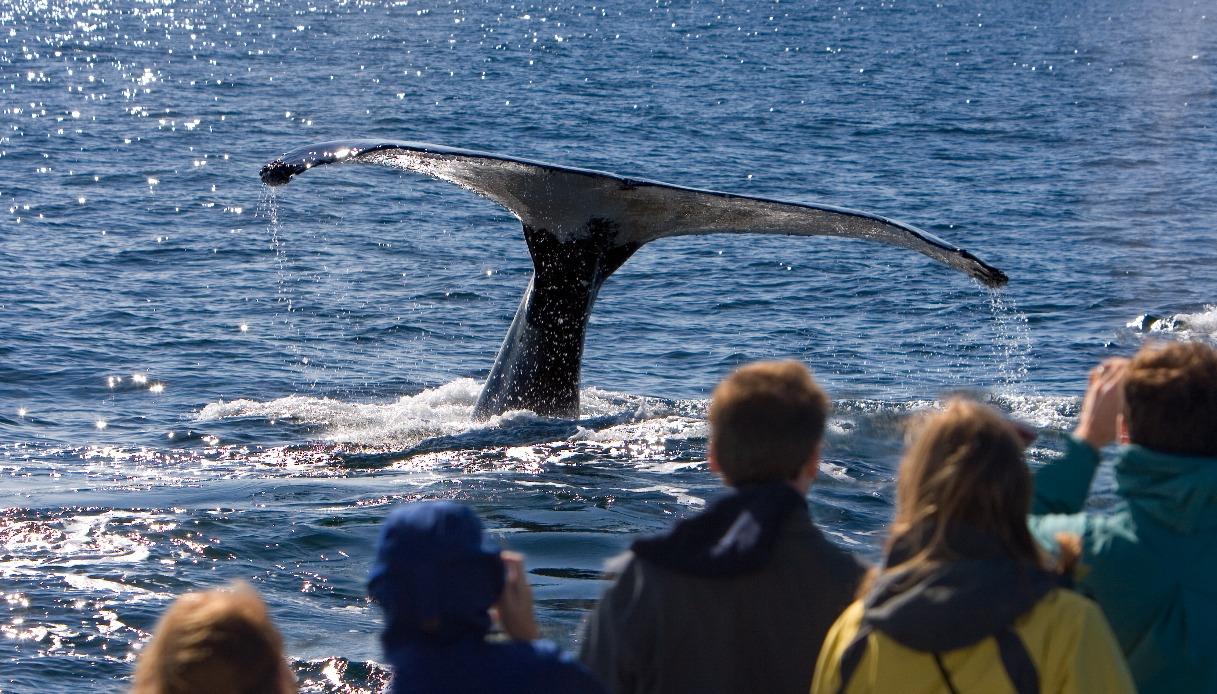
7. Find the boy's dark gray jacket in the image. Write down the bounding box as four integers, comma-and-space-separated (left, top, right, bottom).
578, 488, 865, 694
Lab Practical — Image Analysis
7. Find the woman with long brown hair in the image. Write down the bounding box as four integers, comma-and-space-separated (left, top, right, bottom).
812, 398, 1133, 694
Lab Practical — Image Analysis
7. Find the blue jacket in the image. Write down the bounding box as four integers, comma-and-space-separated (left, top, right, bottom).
369, 502, 606, 694
384, 637, 603, 694
1030, 437, 1217, 694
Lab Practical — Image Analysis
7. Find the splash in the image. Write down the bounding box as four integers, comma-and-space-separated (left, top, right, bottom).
989, 392, 1080, 432
198, 378, 485, 448
1127, 305, 1217, 343
987, 290, 1032, 393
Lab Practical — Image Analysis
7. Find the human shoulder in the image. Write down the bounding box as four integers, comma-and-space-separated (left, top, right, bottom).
794, 514, 869, 579
812, 599, 866, 693
1018, 587, 1118, 644
1017, 588, 1135, 693
602, 550, 636, 578
1031, 587, 1097, 619
1013, 589, 1094, 665
594, 549, 664, 623
1030, 505, 1137, 559
833, 598, 866, 631
512, 639, 608, 694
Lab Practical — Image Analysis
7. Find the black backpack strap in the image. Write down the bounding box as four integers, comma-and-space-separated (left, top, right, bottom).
835, 625, 872, 694
994, 627, 1040, 694
932, 652, 962, 694
840, 624, 1038, 694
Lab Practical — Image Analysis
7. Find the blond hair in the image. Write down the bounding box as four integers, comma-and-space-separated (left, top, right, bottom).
131, 582, 296, 694
886, 399, 1044, 575
1124, 341, 1217, 456
709, 360, 829, 485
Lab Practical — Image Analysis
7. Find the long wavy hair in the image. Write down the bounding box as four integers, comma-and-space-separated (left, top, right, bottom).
881, 398, 1049, 583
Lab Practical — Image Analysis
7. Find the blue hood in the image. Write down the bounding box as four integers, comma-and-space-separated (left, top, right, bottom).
368, 502, 504, 645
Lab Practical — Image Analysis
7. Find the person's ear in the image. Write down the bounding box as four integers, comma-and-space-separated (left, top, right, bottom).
805, 444, 821, 481
791, 444, 820, 494
1118, 414, 1130, 444
708, 440, 721, 474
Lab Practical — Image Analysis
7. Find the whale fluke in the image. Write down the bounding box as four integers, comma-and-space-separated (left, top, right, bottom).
261, 140, 1008, 418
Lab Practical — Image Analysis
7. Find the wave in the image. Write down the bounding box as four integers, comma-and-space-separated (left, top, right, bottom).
197, 378, 485, 448
295, 657, 391, 694
990, 393, 1080, 432
192, 380, 1083, 469
1127, 304, 1217, 341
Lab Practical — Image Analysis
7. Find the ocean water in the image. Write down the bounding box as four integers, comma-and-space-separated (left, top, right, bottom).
2, 0, 1215, 690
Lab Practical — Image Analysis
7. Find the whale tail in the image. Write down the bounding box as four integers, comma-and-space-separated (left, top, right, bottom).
261, 140, 1008, 418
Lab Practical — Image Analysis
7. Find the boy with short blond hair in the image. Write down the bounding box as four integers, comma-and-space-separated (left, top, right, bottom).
580, 360, 865, 694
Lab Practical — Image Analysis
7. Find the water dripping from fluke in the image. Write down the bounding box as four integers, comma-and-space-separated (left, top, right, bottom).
987, 288, 1032, 393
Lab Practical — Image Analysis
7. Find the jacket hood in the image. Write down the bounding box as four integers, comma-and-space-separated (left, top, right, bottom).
630, 482, 807, 578
368, 502, 504, 645
1116, 445, 1217, 534
862, 529, 1059, 652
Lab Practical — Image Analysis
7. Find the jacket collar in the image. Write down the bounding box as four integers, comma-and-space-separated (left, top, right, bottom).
630, 482, 809, 578
1116, 445, 1217, 533
862, 528, 1059, 652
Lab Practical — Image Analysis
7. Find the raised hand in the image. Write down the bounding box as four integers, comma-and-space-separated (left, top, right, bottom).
493, 551, 540, 641
1074, 358, 1130, 450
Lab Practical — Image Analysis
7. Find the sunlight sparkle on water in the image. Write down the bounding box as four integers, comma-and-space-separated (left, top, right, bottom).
95, 419, 107, 430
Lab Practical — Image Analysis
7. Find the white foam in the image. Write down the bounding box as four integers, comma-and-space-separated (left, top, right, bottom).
62, 574, 162, 599
991, 393, 1080, 431
198, 379, 484, 447
819, 461, 852, 482
197, 380, 698, 449
192, 379, 1084, 463
569, 415, 705, 445
1128, 305, 1217, 341
629, 485, 706, 507
1180, 306, 1217, 338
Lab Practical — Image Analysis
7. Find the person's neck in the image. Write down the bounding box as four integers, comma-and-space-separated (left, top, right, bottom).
723, 478, 811, 497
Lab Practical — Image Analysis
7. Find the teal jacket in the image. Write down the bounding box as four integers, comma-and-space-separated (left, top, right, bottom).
1030, 437, 1217, 694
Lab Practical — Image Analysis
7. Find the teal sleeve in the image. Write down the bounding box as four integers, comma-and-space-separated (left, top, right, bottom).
1031, 435, 1102, 515
1028, 511, 1089, 552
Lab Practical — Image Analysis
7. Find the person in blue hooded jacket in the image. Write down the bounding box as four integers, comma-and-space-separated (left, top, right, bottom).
368, 501, 607, 694
1030, 340, 1217, 694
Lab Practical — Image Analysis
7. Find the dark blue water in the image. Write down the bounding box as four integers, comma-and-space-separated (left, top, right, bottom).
2, 0, 1215, 690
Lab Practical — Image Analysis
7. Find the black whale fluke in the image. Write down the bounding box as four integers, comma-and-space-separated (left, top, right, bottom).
260, 139, 1009, 419
260, 159, 295, 187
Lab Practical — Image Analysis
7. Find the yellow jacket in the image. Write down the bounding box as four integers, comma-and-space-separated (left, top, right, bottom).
812, 588, 1135, 694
